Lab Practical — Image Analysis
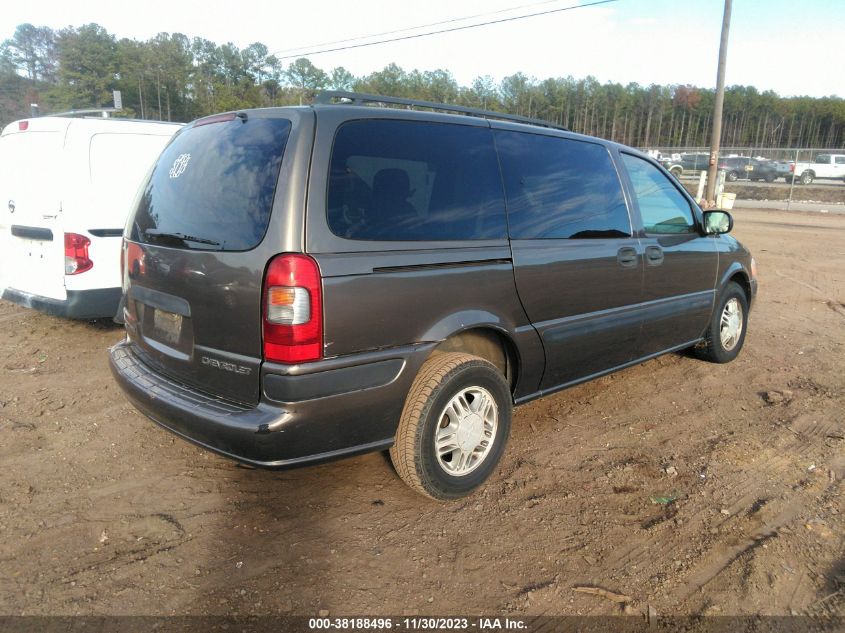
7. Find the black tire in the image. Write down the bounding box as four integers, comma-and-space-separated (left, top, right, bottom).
389, 352, 512, 500
727, 171, 739, 182
800, 171, 814, 185
764, 174, 776, 183
670, 167, 682, 179
694, 282, 749, 364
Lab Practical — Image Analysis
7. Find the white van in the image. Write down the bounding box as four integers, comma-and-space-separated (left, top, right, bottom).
0, 116, 181, 318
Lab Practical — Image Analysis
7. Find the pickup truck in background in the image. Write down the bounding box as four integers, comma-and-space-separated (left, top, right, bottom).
788, 153, 845, 184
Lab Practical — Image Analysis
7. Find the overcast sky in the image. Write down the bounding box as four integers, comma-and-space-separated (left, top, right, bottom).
3, 0, 843, 98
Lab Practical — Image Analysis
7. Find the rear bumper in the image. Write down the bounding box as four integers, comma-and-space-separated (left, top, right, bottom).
108, 339, 433, 469
1, 286, 121, 319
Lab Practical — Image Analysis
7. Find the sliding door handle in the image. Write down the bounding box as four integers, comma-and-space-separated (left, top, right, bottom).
646, 245, 664, 266
617, 246, 638, 268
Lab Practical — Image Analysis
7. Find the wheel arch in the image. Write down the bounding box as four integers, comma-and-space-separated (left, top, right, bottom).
721, 264, 752, 304
425, 322, 521, 396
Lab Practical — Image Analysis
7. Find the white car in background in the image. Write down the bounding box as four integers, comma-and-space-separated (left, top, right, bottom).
0, 116, 181, 318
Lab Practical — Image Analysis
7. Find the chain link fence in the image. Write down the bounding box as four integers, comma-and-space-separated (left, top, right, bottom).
641, 146, 845, 212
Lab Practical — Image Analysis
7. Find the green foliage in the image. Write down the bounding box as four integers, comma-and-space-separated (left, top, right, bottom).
1, 22, 843, 148
329, 67, 354, 91
2, 23, 56, 82
284, 58, 327, 103
50, 23, 117, 109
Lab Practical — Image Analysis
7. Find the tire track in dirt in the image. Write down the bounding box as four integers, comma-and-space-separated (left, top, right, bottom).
669, 453, 845, 606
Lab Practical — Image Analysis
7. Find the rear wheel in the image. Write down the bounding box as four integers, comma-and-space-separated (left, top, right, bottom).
694, 282, 749, 364
800, 171, 814, 185
727, 170, 739, 182
390, 352, 511, 500
765, 174, 776, 183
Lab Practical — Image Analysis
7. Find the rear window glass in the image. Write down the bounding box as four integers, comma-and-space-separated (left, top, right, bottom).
495, 131, 630, 239
130, 117, 291, 251
327, 119, 507, 241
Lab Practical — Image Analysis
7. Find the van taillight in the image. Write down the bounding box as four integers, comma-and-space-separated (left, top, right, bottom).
64, 233, 93, 275
262, 254, 323, 363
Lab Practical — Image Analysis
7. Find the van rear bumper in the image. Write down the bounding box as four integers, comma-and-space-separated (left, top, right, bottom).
2, 286, 121, 319
108, 339, 434, 469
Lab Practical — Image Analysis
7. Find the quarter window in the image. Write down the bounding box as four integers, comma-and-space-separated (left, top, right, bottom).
621, 153, 696, 235
327, 120, 507, 241
495, 131, 631, 239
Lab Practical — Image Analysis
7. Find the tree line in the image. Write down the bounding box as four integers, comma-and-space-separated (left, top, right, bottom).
2, 22, 844, 149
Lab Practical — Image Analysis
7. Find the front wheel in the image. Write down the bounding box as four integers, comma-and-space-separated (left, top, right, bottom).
694, 282, 749, 364
390, 352, 512, 500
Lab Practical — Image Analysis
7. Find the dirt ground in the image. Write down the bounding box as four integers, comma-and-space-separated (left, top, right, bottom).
680, 180, 845, 205
0, 208, 843, 619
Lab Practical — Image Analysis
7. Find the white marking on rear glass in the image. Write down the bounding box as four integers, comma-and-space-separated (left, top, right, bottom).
168, 153, 191, 179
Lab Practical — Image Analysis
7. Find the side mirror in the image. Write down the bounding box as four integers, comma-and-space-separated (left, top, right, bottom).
703, 210, 733, 235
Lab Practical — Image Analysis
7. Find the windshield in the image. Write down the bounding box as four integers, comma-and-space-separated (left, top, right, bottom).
129, 116, 292, 251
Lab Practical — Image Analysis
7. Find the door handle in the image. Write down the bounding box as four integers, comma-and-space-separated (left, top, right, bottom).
617, 246, 638, 268
646, 245, 664, 266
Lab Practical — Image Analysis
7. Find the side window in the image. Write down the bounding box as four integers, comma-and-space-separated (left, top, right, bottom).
835, 156, 845, 165
495, 131, 631, 239
621, 153, 696, 235
815, 154, 830, 164
327, 120, 506, 241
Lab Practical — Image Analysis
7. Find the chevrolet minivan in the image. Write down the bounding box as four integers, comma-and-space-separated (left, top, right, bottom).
110, 92, 756, 500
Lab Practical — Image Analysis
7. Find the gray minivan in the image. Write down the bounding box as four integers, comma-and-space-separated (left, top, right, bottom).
110, 92, 757, 500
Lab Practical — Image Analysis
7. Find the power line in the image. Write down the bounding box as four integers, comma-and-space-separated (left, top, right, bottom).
269, 0, 569, 57
274, 0, 620, 62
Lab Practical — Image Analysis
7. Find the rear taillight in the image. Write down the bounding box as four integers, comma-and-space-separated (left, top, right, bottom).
18, 121, 29, 131
64, 233, 92, 275
789, 164, 795, 173
262, 254, 323, 364
125, 241, 145, 280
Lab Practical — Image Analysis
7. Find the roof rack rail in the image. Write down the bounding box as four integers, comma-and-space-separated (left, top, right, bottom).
47, 107, 122, 118
315, 90, 568, 132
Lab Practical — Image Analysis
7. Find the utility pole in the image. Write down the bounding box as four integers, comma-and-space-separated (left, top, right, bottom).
705, 0, 732, 205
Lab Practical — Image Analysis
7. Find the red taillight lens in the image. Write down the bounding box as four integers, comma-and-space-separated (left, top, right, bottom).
789, 164, 795, 173
262, 254, 323, 364
125, 241, 145, 279
64, 233, 92, 275
18, 120, 29, 131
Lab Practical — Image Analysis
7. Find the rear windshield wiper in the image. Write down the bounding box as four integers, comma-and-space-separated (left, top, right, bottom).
144, 229, 222, 249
